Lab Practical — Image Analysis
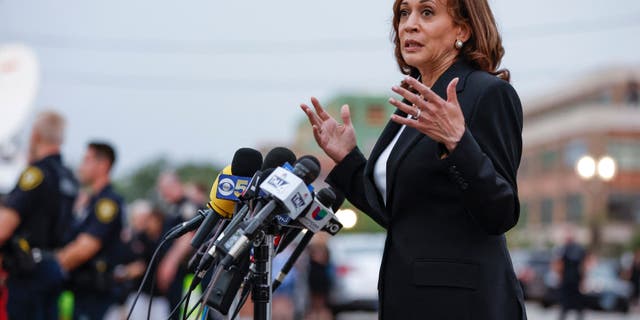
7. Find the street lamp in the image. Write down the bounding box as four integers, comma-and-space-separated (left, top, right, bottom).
336, 209, 358, 229
576, 156, 596, 180
575, 154, 617, 251
597, 156, 616, 181
575, 155, 616, 182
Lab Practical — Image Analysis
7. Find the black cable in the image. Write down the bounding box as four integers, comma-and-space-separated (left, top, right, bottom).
182, 287, 193, 320
146, 266, 157, 320
166, 290, 191, 320
184, 296, 205, 320
197, 263, 227, 319
126, 236, 169, 320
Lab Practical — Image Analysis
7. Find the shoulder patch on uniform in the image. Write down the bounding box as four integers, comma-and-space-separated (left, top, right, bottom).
18, 166, 44, 191
95, 198, 118, 224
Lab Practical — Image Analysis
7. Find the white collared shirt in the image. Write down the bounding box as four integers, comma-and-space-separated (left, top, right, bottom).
373, 120, 409, 205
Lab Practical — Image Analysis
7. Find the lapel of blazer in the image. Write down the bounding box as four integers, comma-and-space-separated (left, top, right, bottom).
362, 108, 406, 211
384, 59, 474, 210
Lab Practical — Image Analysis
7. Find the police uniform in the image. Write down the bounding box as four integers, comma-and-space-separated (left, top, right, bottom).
2, 154, 78, 320
68, 184, 124, 320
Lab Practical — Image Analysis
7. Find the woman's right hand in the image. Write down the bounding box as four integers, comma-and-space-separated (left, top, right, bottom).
300, 97, 356, 163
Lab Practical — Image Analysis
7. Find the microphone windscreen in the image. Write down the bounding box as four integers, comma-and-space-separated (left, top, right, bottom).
296, 155, 321, 170
261, 147, 296, 170
208, 165, 236, 218
231, 148, 263, 177
294, 157, 320, 185
316, 188, 337, 209
260, 168, 275, 179
330, 188, 346, 212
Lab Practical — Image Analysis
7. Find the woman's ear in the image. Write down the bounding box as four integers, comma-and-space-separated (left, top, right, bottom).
457, 23, 471, 43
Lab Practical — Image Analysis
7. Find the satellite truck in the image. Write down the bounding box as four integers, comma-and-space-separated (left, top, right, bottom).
0, 44, 39, 194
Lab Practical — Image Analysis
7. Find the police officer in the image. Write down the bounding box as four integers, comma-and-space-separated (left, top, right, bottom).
556, 230, 587, 320
0, 111, 78, 320
55, 141, 124, 319
156, 172, 199, 318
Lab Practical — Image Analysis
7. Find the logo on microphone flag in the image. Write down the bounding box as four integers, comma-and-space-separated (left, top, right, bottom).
266, 175, 289, 190
216, 174, 251, 201
312, 207, 328, 221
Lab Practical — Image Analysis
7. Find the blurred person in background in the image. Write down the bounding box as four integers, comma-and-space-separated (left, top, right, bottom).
56, 141, 125, 319
156, 171, 199, 318
119, 202, 170, 319
184, 181, 208, 206
306, 235, 334, 320
554, 231, 587, 320
271, 244, 300, 320
102, 200, 153, 320
0, 111, 78, 320
301, 0, 525, 318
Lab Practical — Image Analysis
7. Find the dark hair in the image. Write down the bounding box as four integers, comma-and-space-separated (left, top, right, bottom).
391, 0, 510, 82
88, 141, 116, 169
149, 206, 166, 222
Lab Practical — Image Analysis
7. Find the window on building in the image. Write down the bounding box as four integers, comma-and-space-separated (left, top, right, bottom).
564, 140, 588, 169
565, 194, 583, 224
607, 140, 640, 171
366, 104, 386, 127
541, 198, 554, 225
540, 149, 558, 170
608, 193, 640, 223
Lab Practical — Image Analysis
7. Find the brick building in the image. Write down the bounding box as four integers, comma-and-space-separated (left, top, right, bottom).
516, 67, 640, 247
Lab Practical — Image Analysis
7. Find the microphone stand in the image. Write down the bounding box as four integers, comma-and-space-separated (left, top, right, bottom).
251, 224, 276, 320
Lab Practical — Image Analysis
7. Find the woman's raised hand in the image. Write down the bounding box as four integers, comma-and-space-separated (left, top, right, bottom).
389, 77, 465, 152
300, 97, 357, 163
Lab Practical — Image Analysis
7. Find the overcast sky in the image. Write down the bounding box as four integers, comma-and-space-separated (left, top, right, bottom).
1, 0, 639, 178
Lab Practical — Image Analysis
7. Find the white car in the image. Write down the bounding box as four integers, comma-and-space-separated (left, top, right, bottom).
327, 233, 385, 314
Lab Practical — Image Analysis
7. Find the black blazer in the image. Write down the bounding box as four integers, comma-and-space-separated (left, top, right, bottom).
326, 60, 526, 320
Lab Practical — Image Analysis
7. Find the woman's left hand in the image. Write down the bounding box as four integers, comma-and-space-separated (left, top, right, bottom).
389, 77, 466, 152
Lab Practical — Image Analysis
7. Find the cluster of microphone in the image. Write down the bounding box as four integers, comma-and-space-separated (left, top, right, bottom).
154, 146, 345, 318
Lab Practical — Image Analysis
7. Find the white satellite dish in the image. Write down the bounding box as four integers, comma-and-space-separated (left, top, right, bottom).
0, 44, 40, 142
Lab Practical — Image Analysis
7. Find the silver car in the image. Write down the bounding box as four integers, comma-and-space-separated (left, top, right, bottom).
327, 233, 385, 313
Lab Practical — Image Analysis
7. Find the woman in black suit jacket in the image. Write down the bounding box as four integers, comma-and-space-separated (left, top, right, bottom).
301, 0, 526, 319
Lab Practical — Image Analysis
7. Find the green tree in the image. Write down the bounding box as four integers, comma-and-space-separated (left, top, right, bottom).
114, 156, 220, 202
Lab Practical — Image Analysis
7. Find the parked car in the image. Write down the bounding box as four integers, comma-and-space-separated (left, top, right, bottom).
511, 249, 553, 301
541, 258, 632, 313
582, 259, 632, 313
327, 233, 385, 314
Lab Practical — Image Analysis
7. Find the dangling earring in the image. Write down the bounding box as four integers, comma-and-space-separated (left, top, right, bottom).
455, 39, 464, 50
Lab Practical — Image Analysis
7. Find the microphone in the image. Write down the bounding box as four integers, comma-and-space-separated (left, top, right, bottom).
261, 147, 296, 171
331, 188, 346, 212
210, 147, 297, 254
194, 158, 320, 282
164, 209, 211, 240
233, 148, 264, 177
296, 187, 341, 233
273, 187, 343, 291
220, 158, 320, 263
296, 154, 321, 171
190, 148, 263, 249
240, 147, 296, 201
276, 187, 344, 253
